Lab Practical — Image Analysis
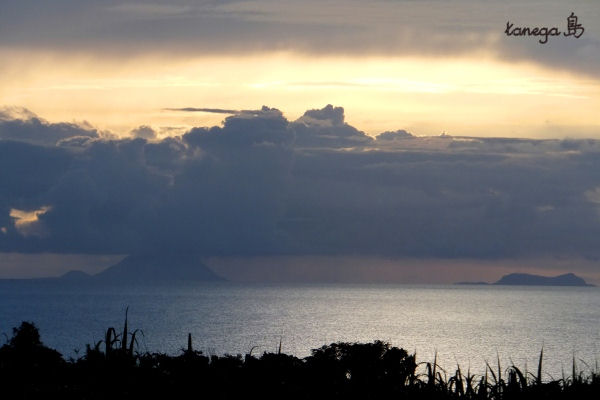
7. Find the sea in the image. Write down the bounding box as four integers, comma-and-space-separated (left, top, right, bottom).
1, 282, 599, 379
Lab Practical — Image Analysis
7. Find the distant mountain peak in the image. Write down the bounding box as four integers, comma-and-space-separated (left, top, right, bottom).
60, 270, 91, 280
93, 253, 224, 284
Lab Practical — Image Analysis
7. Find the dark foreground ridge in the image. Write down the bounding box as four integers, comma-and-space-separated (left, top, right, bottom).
1, 319, 599, 400
457, 272, 594, 287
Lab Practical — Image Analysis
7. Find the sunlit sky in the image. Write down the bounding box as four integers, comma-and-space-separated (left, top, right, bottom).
1, 51, 599, 137
1, 0, 599, 138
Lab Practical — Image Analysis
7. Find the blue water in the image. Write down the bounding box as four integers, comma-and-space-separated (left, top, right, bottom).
1, 282, 599, 378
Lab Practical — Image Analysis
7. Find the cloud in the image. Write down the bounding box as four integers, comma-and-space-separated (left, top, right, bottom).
376, 130, 415, 141
9, 206, 51, 237
168, 106, 288, 119
165, 108, 239, 114
183, 106, 293, 149
0, 107, 99, 146
298, 104, 345, 127
292, 105, 373, 148
2, 105, 600, 265
130, 125, 157, 140
0, 1, 598, 78
107, 3, 192, 18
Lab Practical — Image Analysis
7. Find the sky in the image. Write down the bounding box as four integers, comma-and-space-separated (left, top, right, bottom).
1, 1, 600, 283
1, 0, 598, 137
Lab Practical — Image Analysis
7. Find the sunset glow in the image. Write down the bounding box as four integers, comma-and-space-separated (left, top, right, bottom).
1, 50, 598, 137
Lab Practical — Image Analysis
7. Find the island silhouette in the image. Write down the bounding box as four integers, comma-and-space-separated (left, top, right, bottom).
457, 272, 594, 287
0, 253, 224, 285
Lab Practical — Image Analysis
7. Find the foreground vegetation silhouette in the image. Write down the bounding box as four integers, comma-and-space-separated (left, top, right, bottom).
1, 318, 600, 399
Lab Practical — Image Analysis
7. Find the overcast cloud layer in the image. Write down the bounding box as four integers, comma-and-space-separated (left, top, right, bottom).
2, 105, 600, 262
1, 0, 598, 77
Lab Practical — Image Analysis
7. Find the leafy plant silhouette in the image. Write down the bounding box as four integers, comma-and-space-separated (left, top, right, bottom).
2, 318, 600, 399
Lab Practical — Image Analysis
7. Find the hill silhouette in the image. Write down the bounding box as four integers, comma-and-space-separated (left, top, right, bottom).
457, 272, 593, 286
0, 254, 223, 285
494, 272, 593, 286
93, 253, 224, 284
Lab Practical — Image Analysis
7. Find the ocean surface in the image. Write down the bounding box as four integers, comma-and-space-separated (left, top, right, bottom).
1, 282, 599, 378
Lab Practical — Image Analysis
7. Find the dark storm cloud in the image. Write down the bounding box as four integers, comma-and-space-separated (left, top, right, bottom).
282, 147, 600, 259
0, 106, 295, 255
0, 1, 598, 77
3, 104, 600, 261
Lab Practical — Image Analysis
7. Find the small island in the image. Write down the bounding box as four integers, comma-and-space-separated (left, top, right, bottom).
456, 272, 594, 287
